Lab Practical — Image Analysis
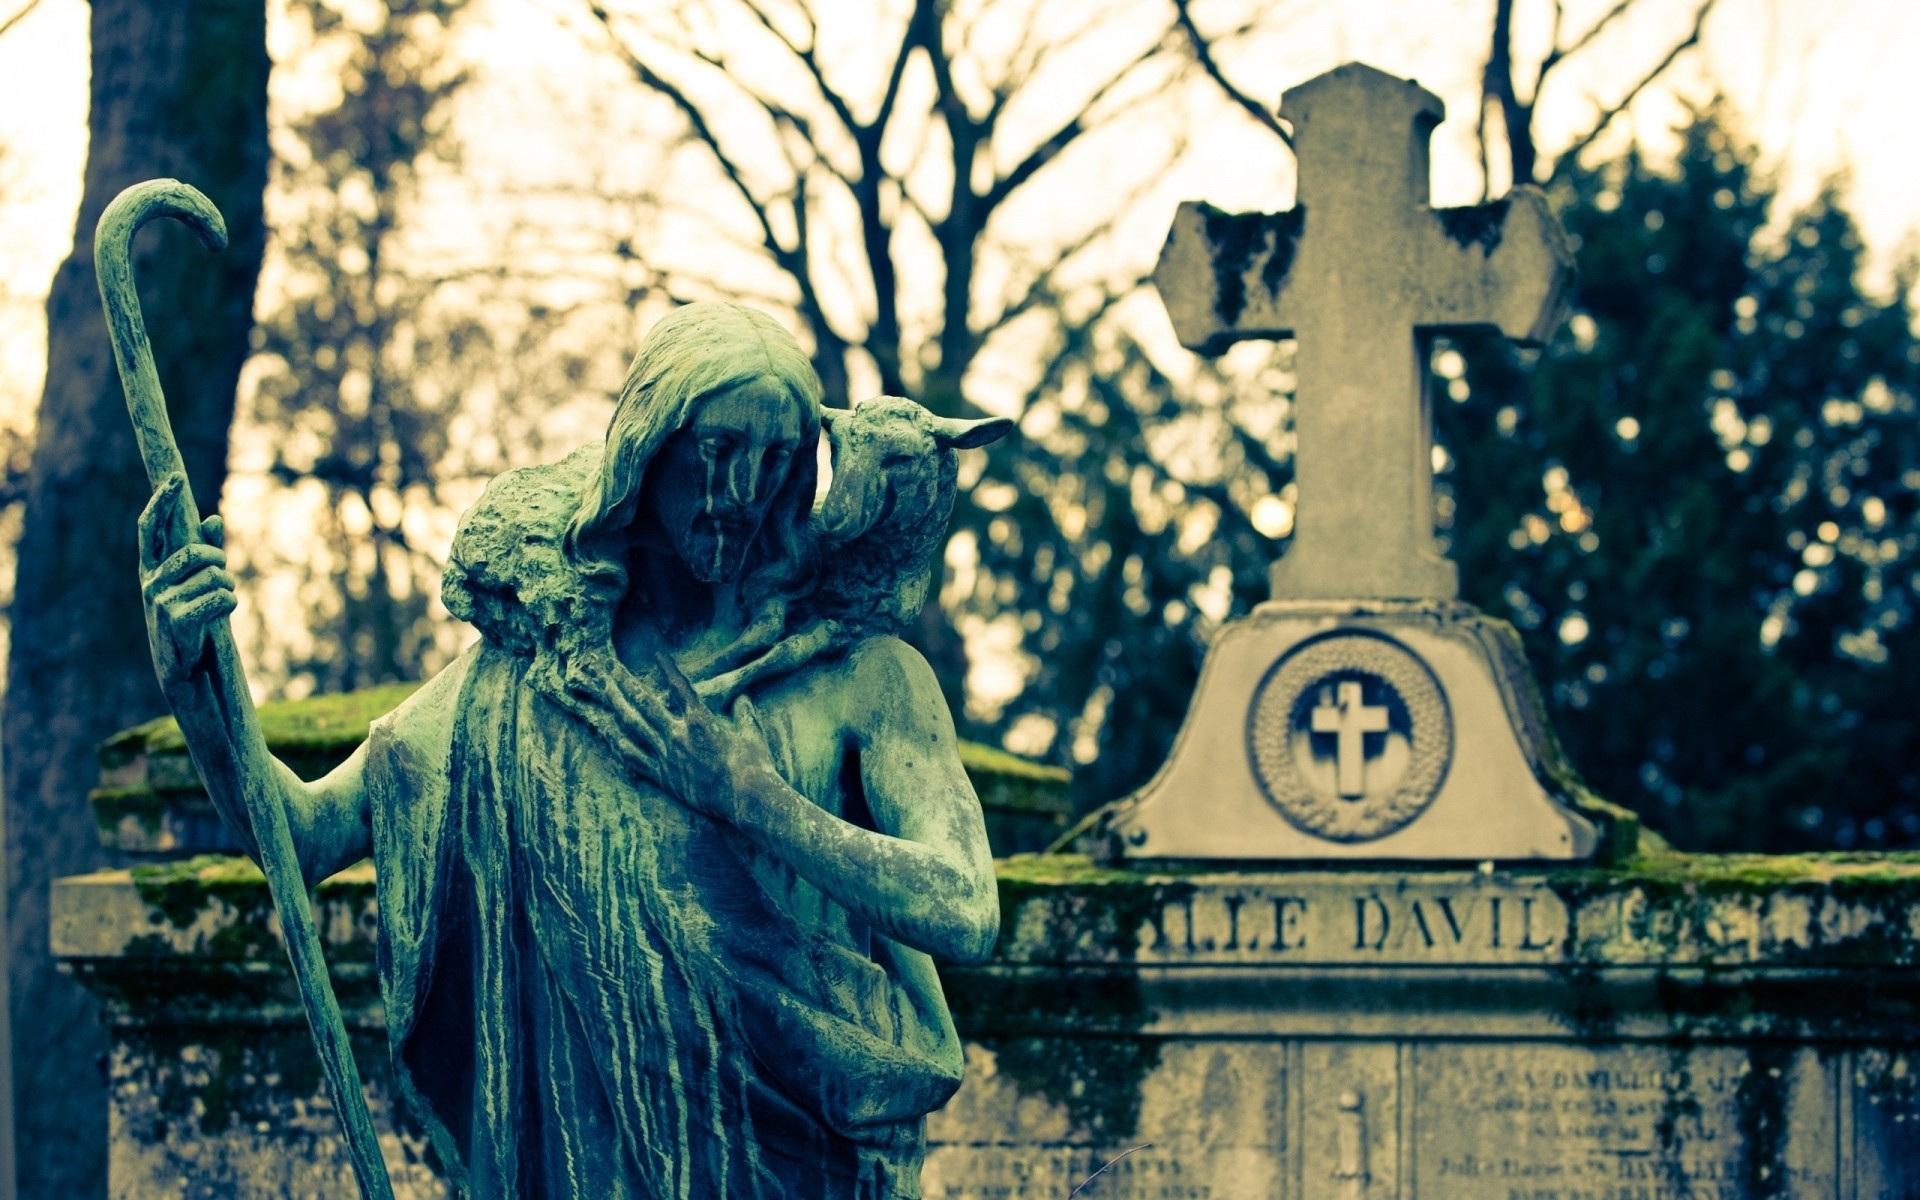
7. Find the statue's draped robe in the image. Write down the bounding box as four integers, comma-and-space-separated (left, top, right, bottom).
360, 456, 964, 1198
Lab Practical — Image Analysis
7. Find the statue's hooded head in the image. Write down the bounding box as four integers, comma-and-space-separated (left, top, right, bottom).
566, 302, 822, 607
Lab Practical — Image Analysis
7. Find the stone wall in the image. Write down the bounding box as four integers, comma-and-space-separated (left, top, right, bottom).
929, 853, 1920, 1197
50, 689, 1920, 1197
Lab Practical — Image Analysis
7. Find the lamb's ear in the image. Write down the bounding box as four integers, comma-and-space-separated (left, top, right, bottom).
820, 407, 843, 431
929, 415, 1015, 450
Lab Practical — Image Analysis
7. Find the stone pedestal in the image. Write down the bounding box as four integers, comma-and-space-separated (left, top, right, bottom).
924, 854, 1920, 1198
54, 862, 446, 1200
1108, 602, 1611, 862
54, 850, 1920, 1197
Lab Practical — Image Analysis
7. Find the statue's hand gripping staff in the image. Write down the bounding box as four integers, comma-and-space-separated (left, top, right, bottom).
97, 178, 395, 1200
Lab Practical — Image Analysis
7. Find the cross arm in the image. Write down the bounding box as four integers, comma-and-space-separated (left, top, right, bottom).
1153, 200, 1306, 354
1416, 186, 1575, 343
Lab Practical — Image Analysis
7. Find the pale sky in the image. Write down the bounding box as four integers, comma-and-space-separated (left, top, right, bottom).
2, 0, 1919, 436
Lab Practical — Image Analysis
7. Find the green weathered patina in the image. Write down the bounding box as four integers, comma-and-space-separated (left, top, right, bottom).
134, 300, 1016, 1199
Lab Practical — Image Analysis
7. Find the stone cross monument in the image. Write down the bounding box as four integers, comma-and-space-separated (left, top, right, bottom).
1112, 62, 1603, 861
1156, 63, 1572, 602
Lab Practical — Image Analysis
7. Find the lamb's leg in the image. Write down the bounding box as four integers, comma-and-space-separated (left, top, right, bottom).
683, 597, 788, 681
696, 619, 844, 706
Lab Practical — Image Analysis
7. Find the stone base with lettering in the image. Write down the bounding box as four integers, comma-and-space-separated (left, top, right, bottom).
926, 855, 1920, 1199
1107, 601, 1610, 862
52, 852, 1920, 1196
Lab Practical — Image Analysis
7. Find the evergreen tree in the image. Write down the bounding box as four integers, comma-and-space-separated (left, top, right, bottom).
1437, 104, 1920, 852
953, 321, 1288, 805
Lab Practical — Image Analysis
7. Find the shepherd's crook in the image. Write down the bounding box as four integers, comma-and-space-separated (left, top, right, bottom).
96, 179, 395, 1200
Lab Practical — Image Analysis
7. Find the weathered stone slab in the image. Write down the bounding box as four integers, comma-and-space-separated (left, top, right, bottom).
51, 850, 1920, 1194
1411, 1043, 1840, 1198
920, 1040, 1896, 1199
107, 1033, 446, 1200
924, 1040, 1286, 1198
1850, 1047, 1920, 1196
1107, 602, 1604, 861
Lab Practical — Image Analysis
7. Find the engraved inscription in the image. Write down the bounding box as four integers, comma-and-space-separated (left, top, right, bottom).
1414, 1044, 1838, 1199
922, 1146, 1225, 1200
925, 1041, 1286, 1199
1136, 882, 1566, 965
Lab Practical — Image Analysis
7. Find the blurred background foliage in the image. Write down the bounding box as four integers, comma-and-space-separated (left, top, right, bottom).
1438, 108, 1920, 853
219, 0, 1917, 853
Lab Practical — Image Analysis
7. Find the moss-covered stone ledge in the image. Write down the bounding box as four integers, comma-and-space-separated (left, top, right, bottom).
54, 857, 379, 1026
93, 683, 1073, 857
53, 854, 442, 1197
931, 851, 1920, 1045
987, 850, 1920, 968
53, 849, 1920, 1195
56, 849, 1920, 1030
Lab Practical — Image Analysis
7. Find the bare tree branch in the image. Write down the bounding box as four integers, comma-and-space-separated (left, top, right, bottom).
868, 10, 919, 140
576, 5, 788, 259
1482, 0, 1533, 189
739, 0, 861, 140
985, 0, 1132, 127
1172, 0, 1292, 148
0, 0, 41, 41
1546, 0, 1720, 183
981, 131, 1186, 340
1543, 0, 1637, 74
981, 29, 1179, 215
570, 0, 858, 383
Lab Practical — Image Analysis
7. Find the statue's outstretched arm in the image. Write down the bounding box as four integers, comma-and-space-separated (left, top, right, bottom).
139, 480, 373, 886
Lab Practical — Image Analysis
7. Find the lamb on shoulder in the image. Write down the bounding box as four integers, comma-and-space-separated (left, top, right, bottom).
697, 396, 1012, 703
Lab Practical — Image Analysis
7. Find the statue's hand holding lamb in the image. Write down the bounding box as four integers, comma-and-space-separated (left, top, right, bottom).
609, 649, 782, 825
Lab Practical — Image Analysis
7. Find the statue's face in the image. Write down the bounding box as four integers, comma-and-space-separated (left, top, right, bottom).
646, 375, 808, 583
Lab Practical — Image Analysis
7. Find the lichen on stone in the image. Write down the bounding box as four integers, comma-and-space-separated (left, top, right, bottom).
1436, 199, 1510, 254
1198, 202, 1305, 332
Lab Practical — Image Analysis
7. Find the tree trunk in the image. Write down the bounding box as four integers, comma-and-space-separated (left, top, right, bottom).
4, 0, 268, 1190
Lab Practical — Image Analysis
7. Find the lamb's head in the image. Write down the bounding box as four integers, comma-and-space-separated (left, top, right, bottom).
815, 397, 1012, 553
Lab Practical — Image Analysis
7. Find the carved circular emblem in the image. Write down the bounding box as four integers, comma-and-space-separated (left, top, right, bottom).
1245, 630, 1452, 842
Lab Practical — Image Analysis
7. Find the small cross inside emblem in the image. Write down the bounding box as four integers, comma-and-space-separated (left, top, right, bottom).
1310, 680, 1391, 798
